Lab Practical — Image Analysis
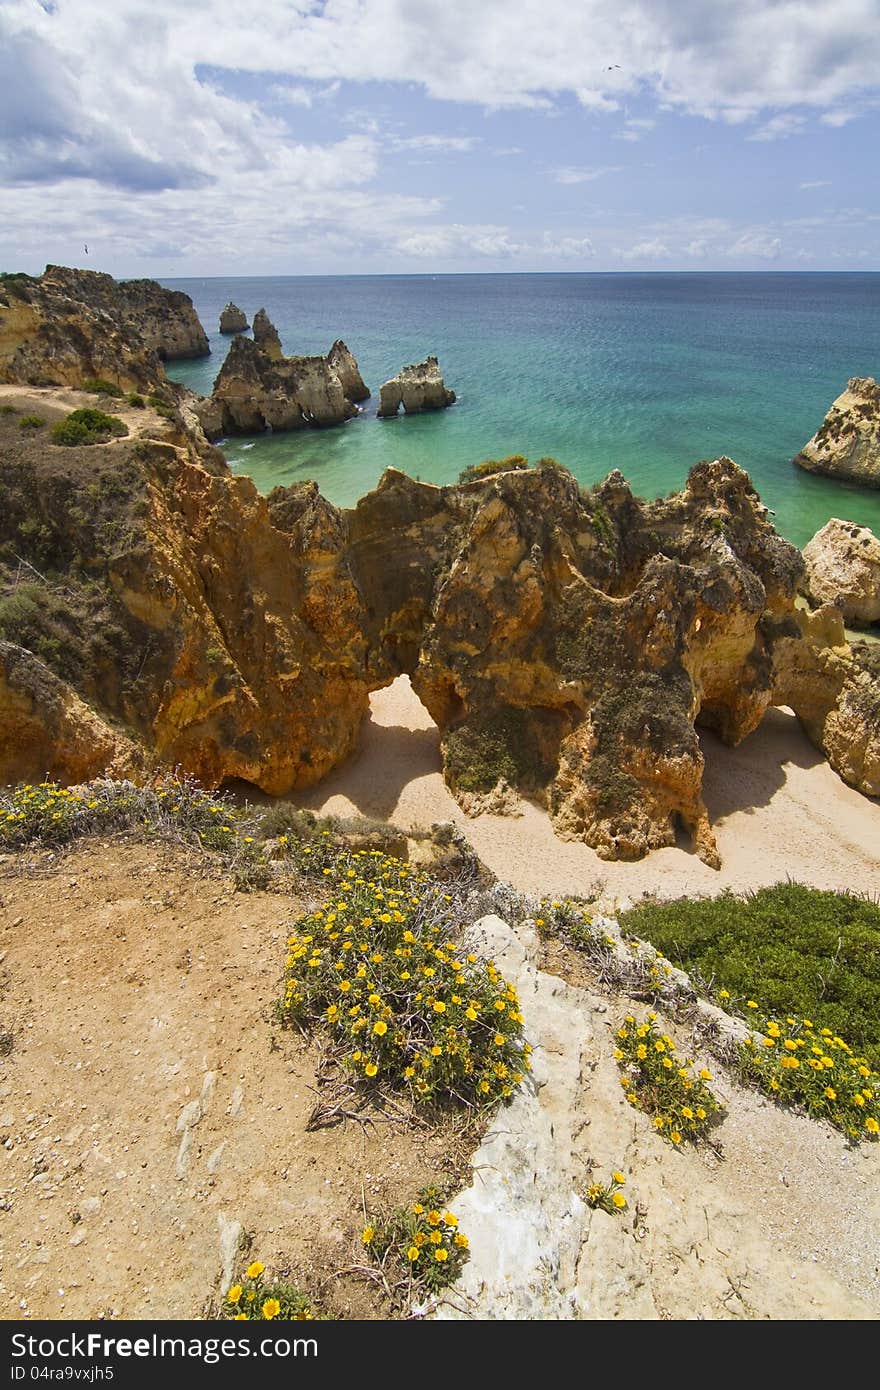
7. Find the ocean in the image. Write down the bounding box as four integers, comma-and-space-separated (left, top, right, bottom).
162, 272, 880, 549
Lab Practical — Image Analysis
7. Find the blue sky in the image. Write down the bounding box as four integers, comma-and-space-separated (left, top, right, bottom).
1, 0, 879, 276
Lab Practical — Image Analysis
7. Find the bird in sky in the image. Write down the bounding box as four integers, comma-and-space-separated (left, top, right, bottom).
84, 243, 89, 255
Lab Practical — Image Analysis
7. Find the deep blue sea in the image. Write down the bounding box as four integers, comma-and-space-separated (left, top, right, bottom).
163, 272, 880, 549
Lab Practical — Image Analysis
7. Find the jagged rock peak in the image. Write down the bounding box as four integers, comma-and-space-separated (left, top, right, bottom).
377, 355, 456, 418
803, 518, 880, 627
327, 340, 370, 402
794, 377, 880, 489
219, 302, 249, 334
252, 308, 283, 360
210, 335, 362, 434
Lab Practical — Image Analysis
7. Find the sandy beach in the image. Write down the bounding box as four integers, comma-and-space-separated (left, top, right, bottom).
292, 675, 880, 904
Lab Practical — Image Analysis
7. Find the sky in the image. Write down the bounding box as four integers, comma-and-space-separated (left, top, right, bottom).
1, 0, 879, 277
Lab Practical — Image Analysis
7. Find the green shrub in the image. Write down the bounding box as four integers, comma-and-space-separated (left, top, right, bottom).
51, 408, 129, 446
458, 455, 529, 484
18, 414, 45, 430
0, 403, 17, 416
127, 392, 145, 408
618, 882, 880, 1073
279, 850, 531, 1108
221, 1261, 323, 1321
361, 1184, 469, 1302
614, 1011, 725, 1144
81, 378, 124, 397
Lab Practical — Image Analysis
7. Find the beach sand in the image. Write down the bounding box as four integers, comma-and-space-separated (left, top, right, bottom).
292, 675, 880, 904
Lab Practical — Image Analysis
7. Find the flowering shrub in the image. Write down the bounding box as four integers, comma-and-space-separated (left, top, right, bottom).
280, 850, 531, 1108
220, 1261, 322, 1320
738, 1010, 879, 1141
362, 1187, 469, 1298
614, 1012, 725, 1144
585, 1169, 628, 1214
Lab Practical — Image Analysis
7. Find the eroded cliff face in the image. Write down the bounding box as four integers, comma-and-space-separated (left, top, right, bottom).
803, 518, 880, 627
1, 410, 876, 861
794, 377, 880, 488
0, 266, 208, 391
210, 334, 364, 433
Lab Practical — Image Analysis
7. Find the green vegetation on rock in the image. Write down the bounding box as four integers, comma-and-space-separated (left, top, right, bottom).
51, 408, 129, 447
457, 454, 530, 484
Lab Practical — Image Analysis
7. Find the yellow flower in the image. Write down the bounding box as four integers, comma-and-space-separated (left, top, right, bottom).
454, 1233, 469, 1248
407, 1246, 420, 1262
465, 1008, 478, 1021
261, 1298, 281, 1320
433, 1001, 447, 1013
698, 1069, 712, 1081
853, 1094, 866, 1107
718, 989, 730, 999
246, 1262, 264, 1280
681, 1106, 694, 1120
227, 1285, 242, 1304
866, 1118, 879, 1135
426, 1210, 442, 1226
746, 1000, 758, 1009
373, 1020, 388, 1036
493, 1033, 505, 1047
412, 1203, 425, 1215
434, 1248, 449, 1263
361, 1226, 375, 1244
443, 1211, 458, 1227
613, 1049, 624, 1061
365, 1062, 378, 1077
670, 1131, 682, 1144
429, 1230, 443, 1245
824, 1086, 836, 1100
612, 1172, 625, 1185
612, 1192, 627, 1209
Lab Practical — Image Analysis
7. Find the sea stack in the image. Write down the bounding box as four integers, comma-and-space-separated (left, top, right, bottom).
327, 339, 370, 403
219, 302, 249, 334
377, 356, 456, 417
252, 308, 283, 361
210, 335, 364, 433
794, 377, 880, 488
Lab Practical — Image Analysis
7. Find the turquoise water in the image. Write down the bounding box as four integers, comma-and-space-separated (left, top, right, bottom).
163, 273, 880, 549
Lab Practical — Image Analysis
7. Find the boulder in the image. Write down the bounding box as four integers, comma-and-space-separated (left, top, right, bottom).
219, 303, 249, 334
794, 377, 880, 488
377, 355, 456, 417
210, 335, 363, 434
803, 517, 880, 626
252, 308, 283, 361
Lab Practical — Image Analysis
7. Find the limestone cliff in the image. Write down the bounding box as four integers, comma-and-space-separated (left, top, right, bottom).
377, 356, 456, 417
219, 303, 248, 334
1, 406, 876, 860
0, 265, 208, 391
327, 340, 370, 403
210, 334, 364, 434
794, 377, 880, 488
803, 517, 880, 626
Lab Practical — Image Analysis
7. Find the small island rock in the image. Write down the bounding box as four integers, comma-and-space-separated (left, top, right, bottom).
377, 355, 456, 418
794, 377, 880, 488
252, 308, 283, 361
219, 303, 249, 334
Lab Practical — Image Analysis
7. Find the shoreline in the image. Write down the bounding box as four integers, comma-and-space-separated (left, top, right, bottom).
290, 675, 880, 904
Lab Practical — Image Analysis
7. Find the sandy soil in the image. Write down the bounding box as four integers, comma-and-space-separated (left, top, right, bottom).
293, 676, 880, 905
0, 842, 472, 1321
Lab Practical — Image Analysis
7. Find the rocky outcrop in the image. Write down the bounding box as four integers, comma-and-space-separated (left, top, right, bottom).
0, 265, 208, 390
327, 340, 370, 403
252, 308, 283, 361
794, 377, 880, 488
1, 410, 877, 857
210, 335, 364, 434
803, 518, 880, 626
377, 356, 455, 417
219, 303, 248, 334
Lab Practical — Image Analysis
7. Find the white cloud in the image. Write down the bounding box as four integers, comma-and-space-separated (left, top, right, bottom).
614, 240, 671, 260
800, 179, 831, 189
390, 134, 479, 153
685, 239, 708, 257
747, 113, 807, 141
553, 165, 621, 184
821, 109, 858, 126
394, 224, 523, 259
727, 231, 782, 259
540, 234, 595, 258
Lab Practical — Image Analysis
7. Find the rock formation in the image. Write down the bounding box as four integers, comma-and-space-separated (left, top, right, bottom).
252, 308, 283, 361
0, 265, 208, 391
377, 356, 456, 417
794, 377, 880, 488
803, 518, 880, 626
210, 335, 364, 434
1, 389, 877, 862
219, 303, 249, 334
327, 340, 370, 403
